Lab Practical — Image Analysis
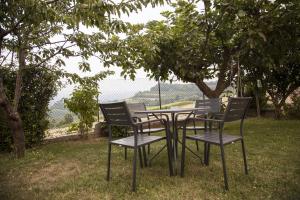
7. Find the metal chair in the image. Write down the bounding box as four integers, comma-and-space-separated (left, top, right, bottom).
99, 101, 173, 192
180, 97, 252, 190
125, 103, 165, 160
175, 98, 221, 151
127, 103, 165, 133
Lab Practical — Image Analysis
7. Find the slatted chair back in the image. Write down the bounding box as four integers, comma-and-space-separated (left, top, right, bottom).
100, 102, 134, 126
223, 97, 252, 122
127, 103, 148, 119
195, 98, 220, 115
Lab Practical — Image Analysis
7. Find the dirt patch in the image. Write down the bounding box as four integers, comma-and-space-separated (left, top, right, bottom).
29, 160, 82, 186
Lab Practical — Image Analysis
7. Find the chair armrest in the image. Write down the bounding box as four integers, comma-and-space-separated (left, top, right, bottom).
134, 118, 167, 126
148, 113, 170, 121
132, 116, 142, 122
175, 112, 196, 121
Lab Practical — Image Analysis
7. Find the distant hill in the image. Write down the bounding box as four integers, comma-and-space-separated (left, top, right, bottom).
48, 81, 217, 120
127, 81, 216, 106
48, 99, 74, 122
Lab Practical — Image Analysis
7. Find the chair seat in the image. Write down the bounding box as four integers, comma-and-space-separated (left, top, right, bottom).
111, 135, 165, 148
186, 131, 242, 145
142, 127, 165, 132
179, 126, 205, 130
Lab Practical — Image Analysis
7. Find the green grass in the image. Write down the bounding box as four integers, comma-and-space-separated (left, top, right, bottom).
0, 118, 300, 200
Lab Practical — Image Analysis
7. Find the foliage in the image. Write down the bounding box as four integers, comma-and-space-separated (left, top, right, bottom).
67, 123, 80, 134
104, 0, 299, 117
0, 0, 166, 156
63, 114, 74, 124
64, 82, 99, 135
106, 0, 246, 98
99, 122, 129, 138
284, 93, 300, 119
53, 113, 76, 128
239, 0, 300, 118
243, 84, 269, 111
0, 67, 59, 151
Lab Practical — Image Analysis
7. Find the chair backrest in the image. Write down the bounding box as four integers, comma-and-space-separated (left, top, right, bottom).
223, 97, 252, 122
99, 101, 134, 126
127, 103, 148, 119
195, 98, 221, 114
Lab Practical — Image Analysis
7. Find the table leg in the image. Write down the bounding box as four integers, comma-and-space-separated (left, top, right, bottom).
171, 113, 179, 174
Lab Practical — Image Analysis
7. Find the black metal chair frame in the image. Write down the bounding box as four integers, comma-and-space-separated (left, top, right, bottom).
180, 97, 252, 190
125, 103, 166, 161
100, 102, 173, 192
175, 98, 222, 155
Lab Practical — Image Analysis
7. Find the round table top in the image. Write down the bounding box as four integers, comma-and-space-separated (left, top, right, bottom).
134, 107, 208, 114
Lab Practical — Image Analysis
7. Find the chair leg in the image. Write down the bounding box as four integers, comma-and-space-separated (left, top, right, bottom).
124, 147, 127, 160
166, 129, 174, 176
106, 143, 112, 181
204, 142, 207, 165
180, 128, 187, 177
175, 130, 178, 159
193, 121, 199, 151
206, 143, 210, 166
138, 148, 143, 168
148, 132, 151, 155
142, 146, 148, 167
241, 139, 248, 175
194, 132, 199, 151
132, 147, 137, 192
220, 144, 229, 190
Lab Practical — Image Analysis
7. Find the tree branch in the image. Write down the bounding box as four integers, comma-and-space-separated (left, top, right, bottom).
33, 43, 76, 68
0, 50, 12, 67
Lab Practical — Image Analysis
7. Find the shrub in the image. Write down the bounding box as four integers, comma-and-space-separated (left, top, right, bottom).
284, 93, 300, 119
64, 84, 99, 135
0, 67, 59, 151
99, 122, 129, 138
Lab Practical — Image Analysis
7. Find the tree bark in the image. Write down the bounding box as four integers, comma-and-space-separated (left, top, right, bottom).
273, 103, 283, 119
0, 78, 25, 158
255, 90, 261, 117
195, 65, 237, 99
13, 47, 25, 111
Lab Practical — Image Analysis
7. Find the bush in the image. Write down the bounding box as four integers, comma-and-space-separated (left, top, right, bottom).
0, 67, 59, 151
64, 84, 98, 135
99, 122, 129, 138
284, 93, 300, 119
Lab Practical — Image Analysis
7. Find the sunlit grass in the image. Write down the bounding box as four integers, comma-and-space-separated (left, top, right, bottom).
0, 118, 299, 200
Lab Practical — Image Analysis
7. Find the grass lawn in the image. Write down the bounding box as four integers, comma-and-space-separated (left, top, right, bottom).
0, 118, 299, 200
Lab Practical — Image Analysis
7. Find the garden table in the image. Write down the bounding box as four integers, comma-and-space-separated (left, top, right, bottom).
135, 108, 208, 174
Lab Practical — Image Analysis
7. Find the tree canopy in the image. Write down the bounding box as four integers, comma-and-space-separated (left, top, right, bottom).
106, 0, 246, 98
0, 0, 168, 157
105, 0, 300, 116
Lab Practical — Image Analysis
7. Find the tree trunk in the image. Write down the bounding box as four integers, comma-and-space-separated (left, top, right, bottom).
0, 79, 25, 158
195, 80, 220, 98
195, 77, 232, 99
274, 104, 283, 119
255, 90, 261, 117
